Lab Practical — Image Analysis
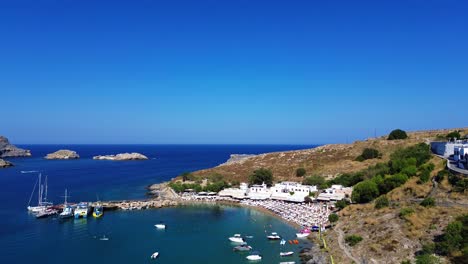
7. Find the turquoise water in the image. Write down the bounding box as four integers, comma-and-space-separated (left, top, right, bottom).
4, 205, 308, 263
1, 145, 315, 264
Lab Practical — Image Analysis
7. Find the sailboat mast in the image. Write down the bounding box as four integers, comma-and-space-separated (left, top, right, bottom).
38, 173, 42, 206
44, 175, 48, 204
65, 189, 68, 205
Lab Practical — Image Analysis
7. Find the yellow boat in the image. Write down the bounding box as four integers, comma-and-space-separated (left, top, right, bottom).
93, 205, 103, 218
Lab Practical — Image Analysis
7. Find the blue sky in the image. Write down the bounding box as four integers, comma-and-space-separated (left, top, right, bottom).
1, 0, 467, 144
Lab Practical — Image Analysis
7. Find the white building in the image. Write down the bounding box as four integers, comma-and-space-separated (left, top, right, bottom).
218, 183, 248, 199
454, 145, 468, 169
317, 184, 352, 201
270, 181, 317, 202
247, 183, 271, 200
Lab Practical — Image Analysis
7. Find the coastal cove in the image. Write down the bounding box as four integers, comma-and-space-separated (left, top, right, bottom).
0, 144, 316, 264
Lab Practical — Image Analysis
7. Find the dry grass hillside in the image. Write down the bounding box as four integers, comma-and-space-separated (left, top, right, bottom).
192, 128, 468, 183
325, 156, 468, 264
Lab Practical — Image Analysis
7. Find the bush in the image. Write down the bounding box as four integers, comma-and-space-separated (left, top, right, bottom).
296, 168, 306, 177
356, 148, 381, 161
415, 254, 440, 264
419, 170, 431, 183
375, 195, 390, 209
378, 173, 408, 194
388, 129, 408, 140
420, 197, 435, 207
303, 175, 326, 187
446, 131, 461, 140
328, 213, 339, 224
345, 235, 363, 246
399, 207, 415, 218
352, 180, 379, 203
402, 165, 418, 176
435, 216, 465, 256
335, 199, 349, 210
249, 168, 273, 186
435, 170, 447, 183
390, 143, 431, 168
181, 172, 195, 182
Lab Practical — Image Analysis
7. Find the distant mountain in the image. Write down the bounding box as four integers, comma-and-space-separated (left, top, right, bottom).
0, 136, 31, 158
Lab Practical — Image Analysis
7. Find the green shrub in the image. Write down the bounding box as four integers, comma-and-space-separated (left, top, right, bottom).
375, 195, 390, 209
435, 170, 447, 183
356, 148, 381, 161
296, 168, 306, 177
415, 254, 440, 264
390, 143, 431, 169
378, 173, 408, 194
345, 235, 363, 246
399, 207, 415, 218
249, 168, 274, 186
352, 180, 379, 203
420, 197, 435, 207
402, 165, 418, 176
335, 199, 349, 210
328, 213, 339, 224
388, 129, 408, 140
181, 172, 196, 181
435, 215, 466, 256
419, 170, 431, 183
303, 175, 326, 187
446, 131, 461, 140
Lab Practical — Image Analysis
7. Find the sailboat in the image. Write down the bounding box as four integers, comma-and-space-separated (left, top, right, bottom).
27, 173, 53, 213
59, 189, 74, 219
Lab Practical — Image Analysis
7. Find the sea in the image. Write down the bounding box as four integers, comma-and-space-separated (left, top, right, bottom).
0, 145, 316, 264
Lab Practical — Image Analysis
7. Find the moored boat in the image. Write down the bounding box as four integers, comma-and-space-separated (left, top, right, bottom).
280, 251, 294, 257
233, 243, 252, 252
74, 202, 90, 218
229, 234, 245, 243
267, 232, 281, 240
151, 252, 159, 259
35, 208, 58, 219
246, 251, 262, 261
93, 204, 103, 218
155, 222, 166, 229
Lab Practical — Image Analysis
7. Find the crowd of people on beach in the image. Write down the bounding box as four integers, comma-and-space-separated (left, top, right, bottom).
240, 199, 332, 228
179, 192, 332, 228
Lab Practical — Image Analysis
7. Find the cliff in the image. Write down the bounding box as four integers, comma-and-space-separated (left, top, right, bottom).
0, 136, 31, 158
0, 159, 13, 168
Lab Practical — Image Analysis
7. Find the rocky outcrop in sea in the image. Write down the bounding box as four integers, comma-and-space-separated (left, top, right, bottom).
0, 136, 31, 158
45, 150, 80, 160
0, 159, 13, 168
93, 152, 148, 161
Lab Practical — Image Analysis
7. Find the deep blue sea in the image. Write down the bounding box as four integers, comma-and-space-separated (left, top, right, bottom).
0, 145, 315, 264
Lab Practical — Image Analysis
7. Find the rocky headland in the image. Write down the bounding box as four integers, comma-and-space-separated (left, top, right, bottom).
0, 136, 31, 158
93, 152, 148, 161
220, 154, 256, 166
45, 149, 80, 160
0, 159, 13, 168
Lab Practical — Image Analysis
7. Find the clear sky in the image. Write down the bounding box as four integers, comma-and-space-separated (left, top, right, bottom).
1, 0, 467, 144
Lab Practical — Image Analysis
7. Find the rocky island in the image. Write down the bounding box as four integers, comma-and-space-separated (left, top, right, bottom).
0, 136, 31, 158
93, 152, 148, 161
0, 159, 13, 168
45, 150, 80, 160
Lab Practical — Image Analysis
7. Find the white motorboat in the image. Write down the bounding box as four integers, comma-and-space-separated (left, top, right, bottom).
279, 262, 295, 264
280, 251, 294, 257
151, 252, 159, 259
246, 251, 262, 261
99, 235, 109, 241
229, 234, 244, 243
280, 239, 286, 245
155, 222, 166, 229
267, 232, 281, 240
233, 243, 252, 251
296, 232, 309, 238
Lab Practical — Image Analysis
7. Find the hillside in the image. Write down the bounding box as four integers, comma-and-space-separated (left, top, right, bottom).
192, 128, 468, 183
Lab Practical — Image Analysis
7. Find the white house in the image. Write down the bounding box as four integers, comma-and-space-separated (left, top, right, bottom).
270, 182, 317, 202
247, 183, 271, 200
218, 183, 248, 199
317, 185, 352, 201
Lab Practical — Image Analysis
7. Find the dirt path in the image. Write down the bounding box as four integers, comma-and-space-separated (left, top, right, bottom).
335, 223, 360, 264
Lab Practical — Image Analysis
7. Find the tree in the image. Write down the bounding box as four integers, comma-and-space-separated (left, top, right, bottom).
303, 175, 325, 187
375, 195, 389, 209
296, 168, 306, 177
446, 131, 461, 140
329, 213, 339, 226
352, 180, 379, 203
249, 168, 274, 186
388, 129, 408, 140
181, 172, 194, 182
356, 148, 381, 161
420, 197, 435, 207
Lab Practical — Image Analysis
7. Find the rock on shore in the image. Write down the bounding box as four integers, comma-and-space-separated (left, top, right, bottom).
0, 136, 31, 158
93, 152, 148, 161
45, 150, 80, 160
0, 159, 13, 168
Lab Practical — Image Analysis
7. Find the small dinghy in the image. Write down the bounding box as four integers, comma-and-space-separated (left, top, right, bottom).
99, 235, 109, 241
150, 252, 159, 259
280, 251, 294, 257
246, 251, 262, 261
280, 239, 286, 245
